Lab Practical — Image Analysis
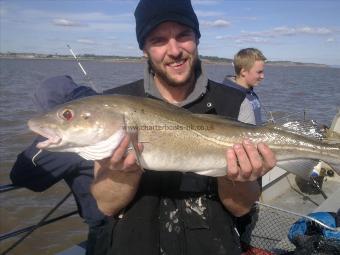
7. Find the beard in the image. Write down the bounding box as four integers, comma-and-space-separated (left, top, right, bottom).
147, 53, 200, 88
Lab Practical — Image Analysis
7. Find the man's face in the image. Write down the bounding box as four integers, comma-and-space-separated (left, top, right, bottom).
243, 60, 265, 88
143, 21, 199, 88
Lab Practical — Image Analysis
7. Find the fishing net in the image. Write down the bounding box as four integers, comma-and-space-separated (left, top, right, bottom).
241, 203, 340, 255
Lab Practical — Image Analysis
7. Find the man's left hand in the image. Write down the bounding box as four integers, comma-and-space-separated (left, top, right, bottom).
225, 139, 276, 182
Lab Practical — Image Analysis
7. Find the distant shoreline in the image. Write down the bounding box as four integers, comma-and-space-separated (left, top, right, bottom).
0, 53, 330, 68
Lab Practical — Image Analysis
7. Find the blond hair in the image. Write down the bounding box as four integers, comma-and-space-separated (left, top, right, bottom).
233, 48, 266, 75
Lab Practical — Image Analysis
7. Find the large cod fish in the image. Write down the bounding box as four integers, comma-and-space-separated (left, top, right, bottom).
28, 95, 340, 179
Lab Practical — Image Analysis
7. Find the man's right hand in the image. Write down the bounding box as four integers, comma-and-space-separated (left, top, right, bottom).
91, 134, 143, 216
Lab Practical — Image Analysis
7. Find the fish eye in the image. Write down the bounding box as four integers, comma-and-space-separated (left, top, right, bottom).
60, 109, 73, 121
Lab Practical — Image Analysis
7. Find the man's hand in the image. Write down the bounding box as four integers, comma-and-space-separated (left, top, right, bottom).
218, 139, 276, 217
225, 139, 276, 182
91, 134, 143, 216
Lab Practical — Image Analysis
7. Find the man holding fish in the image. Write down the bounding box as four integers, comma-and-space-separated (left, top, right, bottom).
26, 0, 340, 253
90, 0, 276, 254
26, 0, 340, 254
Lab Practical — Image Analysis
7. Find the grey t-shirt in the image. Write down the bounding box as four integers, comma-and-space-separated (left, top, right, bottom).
238, 98, 256, 124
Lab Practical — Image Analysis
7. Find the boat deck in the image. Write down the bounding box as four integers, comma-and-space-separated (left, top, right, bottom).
247, 170, 340, 253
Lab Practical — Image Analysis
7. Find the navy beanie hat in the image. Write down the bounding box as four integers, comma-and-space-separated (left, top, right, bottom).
134, 0, 201, 50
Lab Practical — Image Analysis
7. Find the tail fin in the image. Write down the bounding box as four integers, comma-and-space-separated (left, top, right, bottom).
277, 159, 319, 180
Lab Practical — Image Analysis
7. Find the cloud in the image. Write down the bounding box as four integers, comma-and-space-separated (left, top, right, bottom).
107, 36, 117, 40
243, 26, 334, 38
195, 10, 225, 17
216, 34, 270, 44
0, 6, 7, 17
66, 12, 128, 23
192, 0, 221, 6
299, 27, 332, 35
238, 16, 258, 21
53, 19, 87, 27
326, 37, 336, 43
201, 19, 231, 28
77, 39, 96, 45
235, 37, 269, 43
217, 25, 338, 44
3, 4, 132, 30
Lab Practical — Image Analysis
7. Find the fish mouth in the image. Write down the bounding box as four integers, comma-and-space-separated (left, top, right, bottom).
36, 135, 62, 149
28, 120, 62, 149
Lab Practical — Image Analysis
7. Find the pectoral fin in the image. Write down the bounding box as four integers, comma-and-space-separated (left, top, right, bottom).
124, 116, 144, 171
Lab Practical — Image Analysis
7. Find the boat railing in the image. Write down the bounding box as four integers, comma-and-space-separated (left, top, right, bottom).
0, 184, 78, 255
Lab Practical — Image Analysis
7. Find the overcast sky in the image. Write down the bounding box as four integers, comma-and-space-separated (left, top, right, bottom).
1, 0, 339, 65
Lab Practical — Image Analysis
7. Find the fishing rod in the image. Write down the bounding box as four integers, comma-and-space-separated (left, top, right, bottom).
66, 44, 100, 93
0, 184, 21, 194
0, 191, 73, 255
0, 210, 78, 242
